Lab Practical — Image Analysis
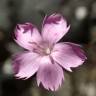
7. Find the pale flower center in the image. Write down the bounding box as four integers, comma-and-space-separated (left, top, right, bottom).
31, 42, 52, 55
45, 48, 51, 55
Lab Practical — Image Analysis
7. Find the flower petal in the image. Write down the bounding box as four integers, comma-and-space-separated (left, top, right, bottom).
37, 63, 64, 91
51, 42, 87, 72
12, 52, 40, 79
14, 23, 42, 50
42, 13, 70, 44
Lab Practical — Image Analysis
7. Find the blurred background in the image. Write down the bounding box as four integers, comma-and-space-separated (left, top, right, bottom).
0, 0, 96, 96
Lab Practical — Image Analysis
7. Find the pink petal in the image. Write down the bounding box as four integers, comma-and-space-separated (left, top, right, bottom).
12, 52, 40, 79
14, 23, 42, 50
42, 13, 70, 44
37, 63, 64, 91
51, 42, 87, 72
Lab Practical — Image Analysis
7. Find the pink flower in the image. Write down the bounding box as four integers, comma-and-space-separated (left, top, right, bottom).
12, 13, 86, 91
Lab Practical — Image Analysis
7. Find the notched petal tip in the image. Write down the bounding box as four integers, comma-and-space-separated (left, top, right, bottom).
42, 13, 70, 44
52, 43, 86, 72
12, 52, 40, 80
62, 42, 87, 61
71, 45, 87, 61
16, 23, 35, 34
67, 25, 70, 30
44, 13, 63, 24
13, 22, 42, 50
15, 74, 28, 80
37, 63, 64, 91
65, 67, 73, 72
15, 72, 32, 80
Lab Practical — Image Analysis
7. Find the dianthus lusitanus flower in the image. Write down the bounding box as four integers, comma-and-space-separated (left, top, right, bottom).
12, 13, 86, 91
